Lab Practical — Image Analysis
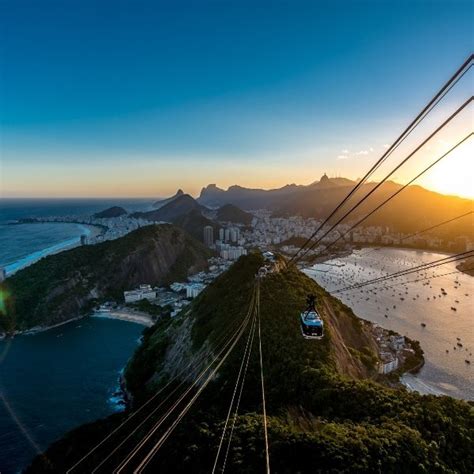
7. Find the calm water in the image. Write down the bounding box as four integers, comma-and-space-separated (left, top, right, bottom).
0, 318, 143, 473
305, 248, 473, 400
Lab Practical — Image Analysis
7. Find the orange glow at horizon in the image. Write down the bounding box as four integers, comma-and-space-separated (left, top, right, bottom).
416, 136, 474, 200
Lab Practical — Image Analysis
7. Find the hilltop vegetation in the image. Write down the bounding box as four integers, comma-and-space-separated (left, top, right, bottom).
0, 225, 210, 333
216, 203, 253, 225
27, 254, 473, 473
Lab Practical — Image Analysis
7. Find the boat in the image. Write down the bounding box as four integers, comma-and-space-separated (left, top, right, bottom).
421, 323, 426, 327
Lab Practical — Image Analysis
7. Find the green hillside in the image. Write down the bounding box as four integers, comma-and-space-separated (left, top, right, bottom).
0, 224, 210, 333
26, 254, 473, 473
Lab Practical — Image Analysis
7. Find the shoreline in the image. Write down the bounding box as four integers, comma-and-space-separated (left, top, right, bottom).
4, 308, 154, 339
20, 315, 86, 336
3, 222, 103, 276
92, 309, 154, 327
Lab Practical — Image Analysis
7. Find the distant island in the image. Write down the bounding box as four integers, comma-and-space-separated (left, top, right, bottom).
93, 206, 128, 218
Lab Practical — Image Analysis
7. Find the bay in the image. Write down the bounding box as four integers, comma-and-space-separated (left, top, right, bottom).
305, 248, 473, 400
0, 318, 143, 473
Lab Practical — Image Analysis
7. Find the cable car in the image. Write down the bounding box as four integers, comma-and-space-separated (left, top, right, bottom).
300, 294, 324, 339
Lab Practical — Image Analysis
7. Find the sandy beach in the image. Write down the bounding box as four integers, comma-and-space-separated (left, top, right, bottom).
92, 309, 154, 327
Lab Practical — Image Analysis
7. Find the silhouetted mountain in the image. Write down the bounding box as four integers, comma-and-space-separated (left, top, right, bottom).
216, 204, 253, 225
132, 194, 207, 222
199, 176, 473, 236
198, 183, 302, 209
93, 206, 127, 218
276, 181, 473, 235
152, 189, 184, 209
197, 175, 353, 209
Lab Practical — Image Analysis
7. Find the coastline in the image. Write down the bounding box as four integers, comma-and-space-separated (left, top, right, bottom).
19, 316, 86, 336
4, 308, 154, 339
3, 222, 103, 276
92, 309, 154, 327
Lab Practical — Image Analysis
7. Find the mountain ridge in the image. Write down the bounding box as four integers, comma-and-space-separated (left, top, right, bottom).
132, 194, 207, 222
197, 177, 473, 235
152, 189, 185, 209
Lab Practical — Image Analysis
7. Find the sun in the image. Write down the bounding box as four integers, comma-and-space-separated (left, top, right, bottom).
418, 136, 474, 199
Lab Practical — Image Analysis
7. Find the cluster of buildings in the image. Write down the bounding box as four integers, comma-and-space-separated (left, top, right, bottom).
203, 225, 248, 260
122, 255, 234, 318
350, 227, 473, 253
234, 211, 473, 258
124, 284, 157, 303
238, 211, 350, 258
23, 214, 157, 246
371, 325, 416, 374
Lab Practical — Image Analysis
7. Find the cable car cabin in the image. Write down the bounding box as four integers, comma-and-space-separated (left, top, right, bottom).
300, 310, 324, 339
300, 294, 324, 339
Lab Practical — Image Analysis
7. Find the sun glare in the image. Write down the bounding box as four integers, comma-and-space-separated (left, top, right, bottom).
419, 137, 474, 199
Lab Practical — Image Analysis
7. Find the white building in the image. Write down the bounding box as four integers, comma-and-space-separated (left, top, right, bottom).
170, 282, 187, 293
220, 246, 247, 260
203, 226, 214, 247
186, 283, 205, 298
378, 353, 399, 374
124, 284, 156, 303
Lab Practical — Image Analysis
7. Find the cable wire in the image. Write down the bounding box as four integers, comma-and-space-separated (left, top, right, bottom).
333, 251, 473, 293
116, 287, 257, 473
287, 55, 473, 265
304, 133, 473, 263
212, 298, 257, 473
358, 211, 474, 258
292, 97, 473, 264
257, 280, 271, 474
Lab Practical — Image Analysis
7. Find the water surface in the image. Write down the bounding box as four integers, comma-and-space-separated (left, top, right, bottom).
305, 248, 473, 400
0, 318, 143, 473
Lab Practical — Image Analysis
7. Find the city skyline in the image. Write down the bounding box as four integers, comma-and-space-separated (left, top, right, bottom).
1, 0, 473, 199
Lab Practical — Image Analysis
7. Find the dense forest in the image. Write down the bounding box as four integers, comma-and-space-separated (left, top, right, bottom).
27, 254, 473, 473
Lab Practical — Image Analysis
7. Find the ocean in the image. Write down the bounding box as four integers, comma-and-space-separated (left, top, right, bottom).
0, 199, 153, 274
0, 199, 152, 473
0, 318, 143, 473
305, 248, 473, 400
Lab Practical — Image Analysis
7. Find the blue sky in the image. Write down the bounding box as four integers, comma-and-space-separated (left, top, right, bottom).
1, 0, 472, 197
